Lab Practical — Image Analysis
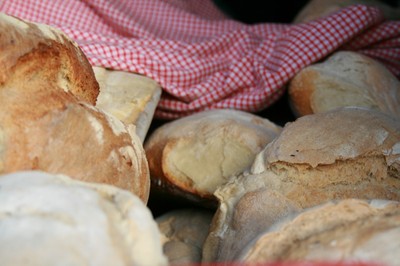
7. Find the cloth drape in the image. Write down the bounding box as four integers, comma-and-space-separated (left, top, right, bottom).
1, 0, 399, 119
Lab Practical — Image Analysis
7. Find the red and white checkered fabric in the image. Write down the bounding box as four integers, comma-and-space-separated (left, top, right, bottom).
1, 0, 399, 119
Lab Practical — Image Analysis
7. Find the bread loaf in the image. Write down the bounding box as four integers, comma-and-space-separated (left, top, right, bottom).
203, 107, 400, 262
239, 199, 400, 265
252, 106, 400, 206
0, 13, 150, 202
94, 66, 162, 142
0, 171, 167, 266
144, 109, 282, 206
0, 13, 99, 104
156, 208, 214, 265
202, 188, 300, 262
288, 51, 400, 118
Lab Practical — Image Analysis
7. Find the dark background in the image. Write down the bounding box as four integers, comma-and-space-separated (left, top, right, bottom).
212, 0, 399, 24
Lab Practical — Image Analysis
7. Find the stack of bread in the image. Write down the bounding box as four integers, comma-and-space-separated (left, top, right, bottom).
142, 1, 400, 264
202, 106, 400, 264
1, 0, 400, 264
0, 13, 166, 266
0, 13, 151, 202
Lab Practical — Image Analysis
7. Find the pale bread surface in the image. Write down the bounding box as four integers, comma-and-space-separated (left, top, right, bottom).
144, 109, 282, 204
94, 66, 162, 142
240, 199, 400, 265
0, 171, 167, 266
288, 51, 400, 117
156, 208, 214, 265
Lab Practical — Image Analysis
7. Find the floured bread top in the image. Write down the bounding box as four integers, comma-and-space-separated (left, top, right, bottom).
144, 109, 282, 204
239, 199, 400, 265
156, 208, 214, 265
0, 13, 99, 104
259, 106, 400, 168
94, 66, 162, 142
232, 106, 400, 210
0, 171, 167, 266
288, 51, 400, 117
202, 185, 301, 263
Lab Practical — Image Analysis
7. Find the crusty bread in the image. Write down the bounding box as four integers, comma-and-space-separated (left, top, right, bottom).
0, 13, 150, 202
0, 13, 99, 104
0, 171, 167, 266
144, 109, 282, 206
239, 199, 400, 265
293, 0, 400, 23
203, 107, 400, 262
202, 188, 301, 263
252, 107, 400, 206
94, 66, 162, 143
156, 208, 214, 265
288, 51, 400, 118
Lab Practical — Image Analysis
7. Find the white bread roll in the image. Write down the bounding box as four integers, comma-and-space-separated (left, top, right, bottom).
203, 107, 400, 262
94, 66, 162, 143
144, 109, 282, 206
288, 51, 400, 118
156, 208, 214, 265
0, 13, 150, 202
0, 171, 167, 266
239, 199, 400, 265
288, 51, 400, 117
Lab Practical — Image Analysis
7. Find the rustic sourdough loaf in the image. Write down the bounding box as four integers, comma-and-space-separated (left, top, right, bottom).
288, 51, 400, 118
0, 13, 150, 202
239, 199, 400, 265
202, 187, 301, 263
0, 13, 99, 104
144, 109, 282, 206
202, 107, 400, 262
0, 171, 167, 266
156, 208, 214, 265
251, 106, 400, 206
94, 66, 162, 143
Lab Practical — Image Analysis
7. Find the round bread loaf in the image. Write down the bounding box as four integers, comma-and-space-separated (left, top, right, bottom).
0, 13, 150, 202
0, 171, 167, 266
239, 199, 400, 265
202, 188, 301, 263
252, 106, 400, 206
0, 13, 99, 104
144, 109, 282, 206
156, 208, 214, 265
202, 107, 400, 262
288, 51, 400, 118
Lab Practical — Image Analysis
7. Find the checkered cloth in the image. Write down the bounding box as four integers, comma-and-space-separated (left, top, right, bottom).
1, 0, 399, 119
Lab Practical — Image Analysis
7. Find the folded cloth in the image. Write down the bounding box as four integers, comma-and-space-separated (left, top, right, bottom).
1, 0, 399, 119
